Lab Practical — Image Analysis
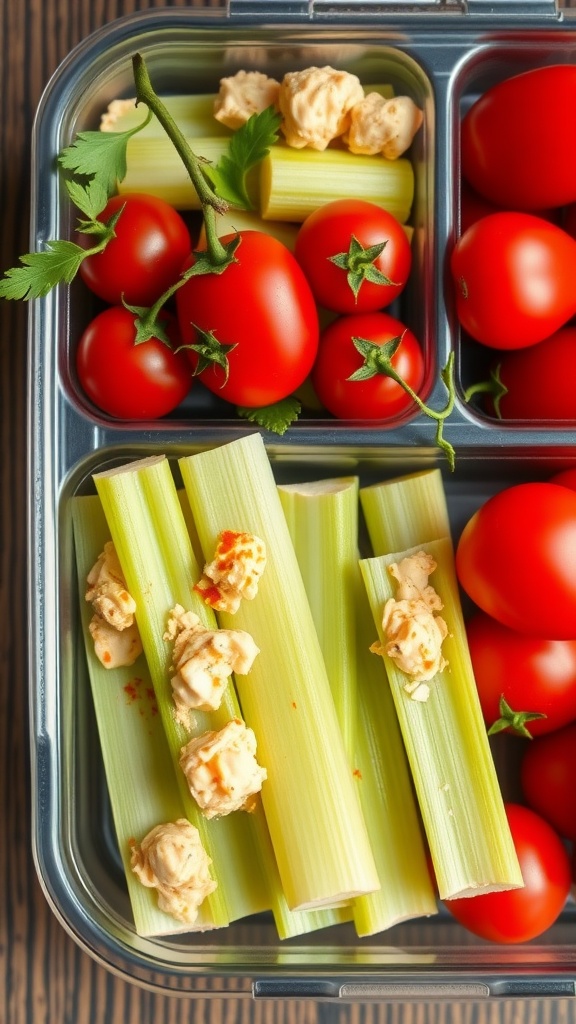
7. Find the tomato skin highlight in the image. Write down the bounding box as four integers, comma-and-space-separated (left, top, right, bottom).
294, 198, 412, 314
175, 231, 319, 407
466, 611, 576, 737
311, 311, 424, 421
76, 306, 191, 419
79, 193, 192, 307
521, 723, 576, 842
461, 65, 576, 211
445, 804, 571, 943
481, 328, 576, 420
450, 212, 576, 351
456, 482, 576, 639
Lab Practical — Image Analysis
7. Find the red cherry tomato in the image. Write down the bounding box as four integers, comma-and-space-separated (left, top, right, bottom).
471, 328, 576, 420
461, 65, 576, 211
79, 193, 192, 306
450, 212, 576, 350
76, 306, 191, 419
521, 723, 576, 842
175, 231, 319, 407
456, 482, 576, 639
311, 311, 424, 421
294, 199, 412, 314
445, 804, 571, 943
466, 611, 576, 737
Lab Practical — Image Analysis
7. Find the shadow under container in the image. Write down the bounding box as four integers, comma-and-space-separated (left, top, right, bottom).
28, 1, 576, 1003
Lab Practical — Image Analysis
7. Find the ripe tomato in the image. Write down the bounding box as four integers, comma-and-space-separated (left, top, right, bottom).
456, 482, 576, 639
466, 611, 576, 737
175, 231, 319, 407
450, 212, 576, 350
470, 328, 576, 420
521, 723, 576, 842
461, 65, 576, 211
293, 199, 412, 314
76, 306, 191, 419
310, 311, 424, 420
79, 193, 192, 306
445, 804, 571, 943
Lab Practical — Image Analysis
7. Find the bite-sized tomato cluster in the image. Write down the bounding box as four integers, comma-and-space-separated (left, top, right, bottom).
75, 193, 194, 420
454, 65, 576, 422
74, 193, 422, 425
443, 470, 576, 942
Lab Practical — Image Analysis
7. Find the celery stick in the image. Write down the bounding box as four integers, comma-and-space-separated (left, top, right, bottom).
71, 494, 213, 936
352, 573, 438, 936
197, 208, 299, 251
360, 537, 523, 901
118, 136, 260, 210
93, 455, 270, 928
360, 468, 451, 555
277, 476, 359, 762
276, 474, 436, 933
179, 434, 379, 911
100, 94, 231, 137
260, 145, 414, 223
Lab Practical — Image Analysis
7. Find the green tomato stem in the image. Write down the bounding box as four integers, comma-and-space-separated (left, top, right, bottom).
464, 364, 508, 419
351, 336, 457, 470
132, 52, 229, 267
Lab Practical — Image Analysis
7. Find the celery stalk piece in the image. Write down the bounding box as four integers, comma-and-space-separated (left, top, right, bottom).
276, 474, 436, 933
93, 455, 271, 928
179, 434, 380, 911
100, 94, 232, 138
117, 136, 260, 210
71, 495, 212, 936
352, 573, 438, 936
360, 468, 451, 555
360, 537, 523, 901
260, 146, 414, 223
277, 476, 359, 762
197, 208, 299, 251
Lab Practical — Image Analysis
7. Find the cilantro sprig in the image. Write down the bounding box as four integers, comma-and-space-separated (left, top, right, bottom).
0, 111, 152, 301
203, 105, 281, 210
238, 397, 302, 436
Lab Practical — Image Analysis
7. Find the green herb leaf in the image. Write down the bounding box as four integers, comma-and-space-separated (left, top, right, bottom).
203, 106, 281, 210
0, 240, 89, 300
58, 108, 152, 194
237, 397, 301, 435
65, 177, 110, 220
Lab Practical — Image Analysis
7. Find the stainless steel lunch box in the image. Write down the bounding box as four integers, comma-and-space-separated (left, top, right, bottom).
28, 1, 576, 1000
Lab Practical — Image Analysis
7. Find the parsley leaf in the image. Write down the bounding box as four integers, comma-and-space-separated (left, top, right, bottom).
57, 108, 152, 194
0, 240, 89, 300
237, 396, 301, 435
65, 178, 110, 221
203, 106, 281, 209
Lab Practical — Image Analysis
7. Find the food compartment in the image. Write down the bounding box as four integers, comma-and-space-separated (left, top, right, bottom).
32, 14, 435, 438
450, 38, 576, 434
32, 440, 576, 997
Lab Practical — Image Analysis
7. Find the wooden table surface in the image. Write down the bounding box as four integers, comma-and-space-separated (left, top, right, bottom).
2, 1, 576, 1022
